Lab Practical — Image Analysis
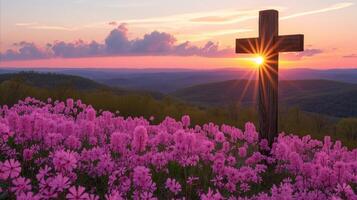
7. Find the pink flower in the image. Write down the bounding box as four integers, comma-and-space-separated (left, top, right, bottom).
65, 135, 81, 149
0, 122, 9, 133
244, 122, 258, 143
0, 159, 21, 179
187, 176, 199, 185
201, 188, 223, 200
67, 98, 74, 108
86, 108, 96, 121
36, 165, 51, 181
49, 173, 70, 192
238, 146, 247, 158
181, 115, 190, 128
259, 139, 270, 151
132, 126, 148, 152
105, 190, 124, 200
53, 150, 77, 173
165, 178, 182, 195
11, 177, 32, 195
0, 122, 10, 141
44, 133, 64, 147
88, 194, 100, 200
149, 116, 155, 121
140, 191, 157, 200
16, 192, 40, 200
215, 131, 225, 143
23, 148, 34, 161
133, 166, 155, 191
110, 132, 129, 154
66, 186, 89, 200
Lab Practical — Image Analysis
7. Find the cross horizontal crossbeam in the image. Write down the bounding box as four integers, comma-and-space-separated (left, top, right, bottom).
235, 34, 304, 54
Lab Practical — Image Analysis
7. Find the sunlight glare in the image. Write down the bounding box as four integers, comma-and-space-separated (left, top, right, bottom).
254, 56, 265, 65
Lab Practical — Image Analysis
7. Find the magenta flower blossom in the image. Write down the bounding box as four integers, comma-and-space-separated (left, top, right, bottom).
165, 178, 182, 195
133, 166, 155, 191
49, 173, 70, 192
66, 186, 89, 200
110, 131, 130, 154
0, 98, 356, 199
132, 126, 148, 152
86, 107, 96, 121
67, 98, 74, 108
23, 148, 34, 161
53, 149, 78, 173
238, 146, 247, 158
36, 165, 51, 181
0, 122, 11, 142
65, 135, 81, 150
0, 122, 10, 134
181, 115, 190, 128
0, 159, 21, 179
187, 176, 199, 185
16, 192, 40, 200
140, 191, 157, 200
201, 188, 223, 200
214, 131, 225, 143
11, 176, 32, 195
105, 190, 124, 200
88, 194, 100, 200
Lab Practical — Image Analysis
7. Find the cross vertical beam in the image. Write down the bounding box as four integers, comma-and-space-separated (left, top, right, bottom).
235, 10, 304, 146
258, 10, 279, 146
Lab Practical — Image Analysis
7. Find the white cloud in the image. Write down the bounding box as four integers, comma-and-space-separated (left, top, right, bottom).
281, 2, 354, 20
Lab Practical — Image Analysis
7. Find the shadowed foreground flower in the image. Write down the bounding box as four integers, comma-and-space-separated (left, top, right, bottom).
132, 126, 148, 152
181, 115, 190, 128
49, 173, 70, 192
201, 188, 223, 200
66, 186, 89, 200
16, 192, 40, 200
11, 176, 32, 195
0, 159, 21, 179
165, 178, 182, 195
53, 150, 78, 173
133, 166, 155, 191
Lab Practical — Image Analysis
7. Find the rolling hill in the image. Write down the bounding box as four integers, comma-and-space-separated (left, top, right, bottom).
0, 72, 108, 91
172, 79, 357, 117
2, 72, 357, 118
2, 68, 357, 93
0, 72, 164, 98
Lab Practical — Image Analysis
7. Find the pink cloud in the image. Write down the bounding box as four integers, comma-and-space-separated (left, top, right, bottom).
1, 24, 233, 61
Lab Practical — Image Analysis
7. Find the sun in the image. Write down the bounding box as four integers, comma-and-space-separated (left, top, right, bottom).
253, 56, 265, 65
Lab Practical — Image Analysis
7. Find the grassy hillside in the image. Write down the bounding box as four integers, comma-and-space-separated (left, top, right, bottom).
0, 72, 356, 148
172, 79, 357, 117
0, 71, 108, 91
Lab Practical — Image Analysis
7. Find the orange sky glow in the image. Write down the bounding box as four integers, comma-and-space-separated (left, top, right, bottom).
1, 0, 356, 69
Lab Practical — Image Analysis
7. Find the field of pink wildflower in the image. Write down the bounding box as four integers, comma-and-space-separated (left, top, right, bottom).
0, 97, 356, 200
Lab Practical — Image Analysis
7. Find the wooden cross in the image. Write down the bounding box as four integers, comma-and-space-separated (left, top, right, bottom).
236, 10, 304, 146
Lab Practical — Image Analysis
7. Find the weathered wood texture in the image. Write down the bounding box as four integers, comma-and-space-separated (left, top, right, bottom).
258, 10, 279, 146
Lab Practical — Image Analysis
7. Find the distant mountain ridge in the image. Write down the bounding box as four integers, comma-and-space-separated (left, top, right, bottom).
172, 79, 357, 117
1, 68, 357, 93
0, 72, 107, 91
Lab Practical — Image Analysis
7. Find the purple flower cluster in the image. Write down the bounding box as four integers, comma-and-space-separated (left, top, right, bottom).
0, 97, 356, 199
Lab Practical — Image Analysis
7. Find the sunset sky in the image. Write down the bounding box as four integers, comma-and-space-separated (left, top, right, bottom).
0, 0, 356, 69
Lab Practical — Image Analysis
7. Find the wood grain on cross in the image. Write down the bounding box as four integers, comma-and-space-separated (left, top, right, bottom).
236, 10, 304, 145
